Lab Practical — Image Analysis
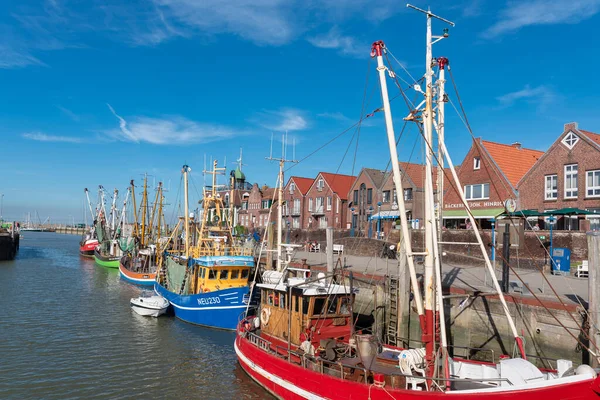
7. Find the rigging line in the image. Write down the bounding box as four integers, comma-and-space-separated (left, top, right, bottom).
446, 64, 599, 341
351, 58, 373, 177
384, 52, 416, 110
168, 174, 183, 227
386, 47, 419, 86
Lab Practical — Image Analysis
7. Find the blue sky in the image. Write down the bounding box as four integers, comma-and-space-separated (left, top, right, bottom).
1, 0, 600, 224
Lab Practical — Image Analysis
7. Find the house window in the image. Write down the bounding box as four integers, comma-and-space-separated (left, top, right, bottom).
353, 190, 358, 204
308, 198, 313, 211
317, 178, 324, 191
261, 199, 271, 209
336, 197, 340, 214
464, 183, 490, 200
242, 201, 248, 210
561, 131, 579, 150
224, 193, 230, 207
382, 190, 391, 203
473, 157, 481, 170
316, 197, 324, 210
564, 164, 578, 199
392, 189, 398, 204
327, 196, 332, 211
587, 170, 600, 198
544, 175, 558, 200
404, 188, 413, 201
292, 217, 300, 229
367, 188, 373, 204
290, 183, 295, 193
293, 198, 300, 214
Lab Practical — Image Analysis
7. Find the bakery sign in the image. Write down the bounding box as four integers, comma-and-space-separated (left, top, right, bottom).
444, 201, 503, 209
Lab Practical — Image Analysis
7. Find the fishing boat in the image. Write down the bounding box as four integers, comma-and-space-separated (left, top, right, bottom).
119, 178, 166, 285
79, 188, 99, 257
130, 294, 169, 317
154, 161, 256, 330
235, 6, 600, 399
94, 188, 134, 268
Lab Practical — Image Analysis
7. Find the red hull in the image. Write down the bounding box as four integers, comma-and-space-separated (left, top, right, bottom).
235, 330, 600, 400
79, 240, 98, 257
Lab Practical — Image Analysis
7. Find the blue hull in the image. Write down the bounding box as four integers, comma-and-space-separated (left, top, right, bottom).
154, 282, 250, 330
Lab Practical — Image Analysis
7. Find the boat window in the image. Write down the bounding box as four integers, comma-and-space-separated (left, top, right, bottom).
279, 294, 286, 309
219, 269, 228, 279
313, 297, 326, 315
302, 297, 309, 314
267, 291, 274, 306
208, 269, 217, 280
241, 269, 250, 279
200, 268, 206, 279
327, 296, 338, 314
294, 296, 299, 313
340, 297, 350, 314
230, 269, 240, 279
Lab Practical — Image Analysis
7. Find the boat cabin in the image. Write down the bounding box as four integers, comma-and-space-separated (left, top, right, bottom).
191, 256, 254, 294
256, 271, 354, 347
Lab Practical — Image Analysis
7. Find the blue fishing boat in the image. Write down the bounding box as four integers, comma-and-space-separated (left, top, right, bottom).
154, 162, 256, 330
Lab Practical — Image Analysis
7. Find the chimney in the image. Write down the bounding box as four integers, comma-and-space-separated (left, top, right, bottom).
564, 121, 578, 131
511, 142, 522, 149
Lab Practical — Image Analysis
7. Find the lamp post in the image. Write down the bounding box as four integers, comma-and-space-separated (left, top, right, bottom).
350, 207, 356, 237
368, 206, 374, 239
548, 215, 556, 263
377, 201, 382, 239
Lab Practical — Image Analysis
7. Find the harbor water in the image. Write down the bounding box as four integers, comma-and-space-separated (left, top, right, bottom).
0, 232, 268, 399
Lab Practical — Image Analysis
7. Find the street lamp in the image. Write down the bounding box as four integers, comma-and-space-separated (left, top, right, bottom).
376, 201, 382, 239
368, 206, 374, 239
350, 207, 356, 237
548, 215, 556, 262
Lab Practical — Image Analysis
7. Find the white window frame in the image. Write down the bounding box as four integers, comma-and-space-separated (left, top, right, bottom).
290, 183, 295, 193
327, 196, 332, 211
293, 198, 300, 214
544, 174, 558, 200
564, 164, 578, 199
473, 157, 481, 170
308, 198, 313, 212
561, 131, 579, 150
587, 170, 600, 198
464, 183, 490, 200
336, 197, 340, 214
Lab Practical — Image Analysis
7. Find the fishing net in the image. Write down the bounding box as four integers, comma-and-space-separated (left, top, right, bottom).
166, 257, 189, 295
119, 237, 135, 252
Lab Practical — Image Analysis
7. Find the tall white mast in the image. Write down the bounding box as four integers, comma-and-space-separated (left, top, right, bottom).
84, 188, 94, 223
266, 134, 297, 271
110, 188, 118, 234
371, 40, 424, 319
183, 164, 191, 258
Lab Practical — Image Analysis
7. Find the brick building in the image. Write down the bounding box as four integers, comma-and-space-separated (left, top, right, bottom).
347, 164, 439, 237
443, 138, 543, 228
282, 176, 313, 229
304, 172, 355, 229
237, 183, 277, 230
518, 122, 600, 230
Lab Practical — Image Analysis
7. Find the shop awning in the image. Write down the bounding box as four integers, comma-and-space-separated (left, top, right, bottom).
369, 210, 401, 220
544, 208, 592, 216
442, 208, 505, 219
498, 209, 545, 218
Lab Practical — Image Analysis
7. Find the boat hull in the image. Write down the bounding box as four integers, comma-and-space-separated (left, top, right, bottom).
93, 248, 119, 268
235, 328, 600, 400
119, 260, 156, 286
130, 296, 169, 317
154, 282, 249, 330
79, 240, 98, 257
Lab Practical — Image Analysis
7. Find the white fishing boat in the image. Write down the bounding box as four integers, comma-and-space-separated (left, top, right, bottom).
130, 295, 169, 317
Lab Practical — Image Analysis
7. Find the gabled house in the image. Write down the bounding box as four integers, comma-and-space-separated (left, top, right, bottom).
237, 183, 277, 229
305, 172, 356, 229
518, 122, 600, 230
443, 138, 543, 228
282, 176, 313, 229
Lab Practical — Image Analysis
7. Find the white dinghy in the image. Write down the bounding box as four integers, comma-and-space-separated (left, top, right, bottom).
130, 295, 169, 317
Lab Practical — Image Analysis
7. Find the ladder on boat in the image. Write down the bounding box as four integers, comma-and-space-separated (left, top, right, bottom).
386, 276, 400, 346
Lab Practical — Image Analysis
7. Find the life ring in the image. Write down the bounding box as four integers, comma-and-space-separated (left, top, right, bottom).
260, 308, 271, 326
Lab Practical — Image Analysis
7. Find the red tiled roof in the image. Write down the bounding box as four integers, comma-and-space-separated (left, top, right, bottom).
319, 172, 357, 200
580, 129, 600, 146
290, 176, 313, 195
480, 140, 543, 187
399, 162, 446, 189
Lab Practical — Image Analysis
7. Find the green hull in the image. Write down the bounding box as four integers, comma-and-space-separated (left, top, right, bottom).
94, 254, 120, 268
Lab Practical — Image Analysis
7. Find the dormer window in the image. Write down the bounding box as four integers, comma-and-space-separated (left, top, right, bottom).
290, 183, 296, 194
317, 178, 324, 191
562, 131, 579, 149
473, 157, 481, 170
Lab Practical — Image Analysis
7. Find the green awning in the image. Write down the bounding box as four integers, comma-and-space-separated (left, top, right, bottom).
545, 208, 592, 215
498, 209, 545, 218
443, 208, 505, 219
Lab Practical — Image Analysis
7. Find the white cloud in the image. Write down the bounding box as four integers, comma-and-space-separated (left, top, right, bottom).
106, 105, 240, 145
255, 108, 308, 132
0, 45, 44, 69
307, 27, 364, 58
57, 105, 81, 122
22, 132, 82, 143
496, 85, 556, 109
482, 0, 600, 38
317, 111, 352, 122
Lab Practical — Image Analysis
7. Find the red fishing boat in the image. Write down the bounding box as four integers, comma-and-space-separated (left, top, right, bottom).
235, 5, 600, 399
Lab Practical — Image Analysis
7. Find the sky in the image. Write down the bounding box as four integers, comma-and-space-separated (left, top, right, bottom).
1, 0, 600, 224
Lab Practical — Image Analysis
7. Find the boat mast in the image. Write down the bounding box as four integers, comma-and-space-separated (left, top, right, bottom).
183, 164, 191, 258
141, 174, 148, 247
130, 180, 138, 240
156, 182, 163, 242
84, 188, 94, 224
149, 181, 161, 242
110, 188, 118, 235
371, 41, 425, 322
